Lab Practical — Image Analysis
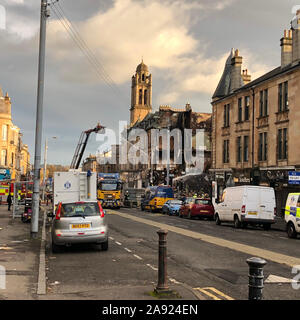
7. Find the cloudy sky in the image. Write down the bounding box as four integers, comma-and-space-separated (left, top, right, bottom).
0, 0, 298, 165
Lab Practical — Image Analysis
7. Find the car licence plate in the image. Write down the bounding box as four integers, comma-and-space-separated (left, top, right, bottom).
247, 212, 257, 215
201, 210, 209, 213
71, 224, 91, 229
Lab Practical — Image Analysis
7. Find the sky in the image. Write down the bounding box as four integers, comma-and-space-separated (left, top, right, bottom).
0, 0, 299, 165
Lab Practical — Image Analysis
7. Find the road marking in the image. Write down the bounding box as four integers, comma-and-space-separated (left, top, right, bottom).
169, 278, 180, 284
124, 248, 132, 253
115, 241, 122, 246
110, 210, 300, 268
194, 288, 221, 300
133, 254, 143, 260
146, 264, 158, 271
265, 275, 300, 284
194, 287, 234, 300
109, 237, 114, 240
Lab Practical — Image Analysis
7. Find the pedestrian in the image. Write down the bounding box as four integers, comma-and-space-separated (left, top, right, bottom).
7, 194, 12, 211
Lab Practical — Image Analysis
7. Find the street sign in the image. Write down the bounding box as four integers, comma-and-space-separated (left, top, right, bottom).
288, 171, 300, 185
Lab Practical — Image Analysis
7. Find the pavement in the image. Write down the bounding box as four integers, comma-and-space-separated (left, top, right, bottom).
0, 204, 203, 300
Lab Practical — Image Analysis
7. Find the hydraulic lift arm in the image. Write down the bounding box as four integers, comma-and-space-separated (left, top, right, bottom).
70, 123, 105, 169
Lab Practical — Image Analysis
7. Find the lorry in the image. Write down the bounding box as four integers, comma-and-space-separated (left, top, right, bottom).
97, 173, 122, 209
53, 170, 97, 212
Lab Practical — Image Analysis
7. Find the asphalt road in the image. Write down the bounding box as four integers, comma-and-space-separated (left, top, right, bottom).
44, 207, 300, 300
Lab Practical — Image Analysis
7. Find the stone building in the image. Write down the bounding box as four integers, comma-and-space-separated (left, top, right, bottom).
211, 10, 300, 214
0, 88, 30, 180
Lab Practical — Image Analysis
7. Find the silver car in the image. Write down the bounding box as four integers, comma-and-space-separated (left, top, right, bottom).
50, 201, 108, 253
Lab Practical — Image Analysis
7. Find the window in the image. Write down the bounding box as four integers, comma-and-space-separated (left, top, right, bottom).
259, 89, 268, 117
2, 125, 7, 141
144, 89, 147, 105
259, 132, 268, 161
223, 140, 229, 163
223, 104, 230, 127
11, 152, 14, 166
243, 136, 249, 162
278, 128, 288, 160
236, 136, 242, 163
139, 89, 142, 104
142, 74, 145, 81
244, 96, 250, 121
1, 150, 7, 166
279, 81, 289, 112
238, 98, 242, 122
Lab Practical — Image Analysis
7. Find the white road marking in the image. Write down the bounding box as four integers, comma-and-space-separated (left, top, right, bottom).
169, 278, 180, 284
133, 254, 143, 260
265, 275, 300, 284
146, 264, 158, 271
124, 248, 132, 253
115, 241, 122, 246
109, 237, 114, 240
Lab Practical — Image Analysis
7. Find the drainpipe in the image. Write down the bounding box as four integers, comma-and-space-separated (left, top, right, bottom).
251, 87, 255, 185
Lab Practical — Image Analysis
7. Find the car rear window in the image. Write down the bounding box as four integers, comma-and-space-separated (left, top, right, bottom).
170, 200, 182, 205
61, 203, 100, 217
195, 199, 212, 205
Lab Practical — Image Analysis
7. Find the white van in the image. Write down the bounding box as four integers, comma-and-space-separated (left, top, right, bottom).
214, 186, 276, 230
284, 193, 300, 238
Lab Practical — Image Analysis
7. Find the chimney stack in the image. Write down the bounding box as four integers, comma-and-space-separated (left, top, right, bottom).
242, 69, 251, 85
292, 9, 300, 63
281, 29, 293, 67
230, 49, 243, 92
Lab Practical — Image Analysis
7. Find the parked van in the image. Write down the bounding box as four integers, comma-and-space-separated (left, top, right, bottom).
214, 186, 276, 230
284, 193, 300, 238
141, 186, 174, 212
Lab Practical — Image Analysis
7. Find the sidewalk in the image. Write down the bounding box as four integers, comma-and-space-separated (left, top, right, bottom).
0, 204, 42, 300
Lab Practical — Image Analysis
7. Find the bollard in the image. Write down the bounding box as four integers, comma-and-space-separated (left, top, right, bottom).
246, 257, 267, 300
155, 229, 170, 294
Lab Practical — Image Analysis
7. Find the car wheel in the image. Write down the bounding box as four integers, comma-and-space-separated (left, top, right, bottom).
287, 222, 297, 239
101, 240, 109, 251
234, 215, 241, 229
52, 241, 62, 254
179, 211, 183, 218
215, 213, 221, 225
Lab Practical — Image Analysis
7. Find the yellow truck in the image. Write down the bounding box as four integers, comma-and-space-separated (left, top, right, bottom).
97, 173, 122, 209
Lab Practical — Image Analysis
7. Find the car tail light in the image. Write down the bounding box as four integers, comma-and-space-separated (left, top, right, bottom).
98, 201, 105, 218
241, 205, 246, 214
55, 202, 62, 220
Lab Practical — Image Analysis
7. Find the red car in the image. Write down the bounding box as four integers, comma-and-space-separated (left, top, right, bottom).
179, 198, 214, 220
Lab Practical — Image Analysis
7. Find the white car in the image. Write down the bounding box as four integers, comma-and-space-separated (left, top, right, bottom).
214, 186, 276, 230
284, 193, 300, 238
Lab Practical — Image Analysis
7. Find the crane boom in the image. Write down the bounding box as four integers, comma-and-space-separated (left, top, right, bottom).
70, 123, 105, 169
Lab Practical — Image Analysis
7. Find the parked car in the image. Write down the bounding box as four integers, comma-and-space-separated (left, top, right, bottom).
162, 199, 183, 216
49, 201, 108, 253
214, 186, 276, 230
284, 193, 300, 238
179, 198, 214, 220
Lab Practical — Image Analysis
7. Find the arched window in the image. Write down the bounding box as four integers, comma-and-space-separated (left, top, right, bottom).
142, 74, 145, 81
144, 90, 147, 105
139, 89, 143, 105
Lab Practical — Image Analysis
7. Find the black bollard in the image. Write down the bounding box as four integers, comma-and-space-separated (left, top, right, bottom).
246, 257, 267, 300
155, 229, 170, 294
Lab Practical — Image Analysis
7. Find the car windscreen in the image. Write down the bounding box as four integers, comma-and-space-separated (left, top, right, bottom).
101, 183, 118, 191
169, 200, 182, 205
195, 199, 212, 205
61, 203, 100, 217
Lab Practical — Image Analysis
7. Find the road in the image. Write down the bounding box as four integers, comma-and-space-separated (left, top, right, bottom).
44, 207, 300, 300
